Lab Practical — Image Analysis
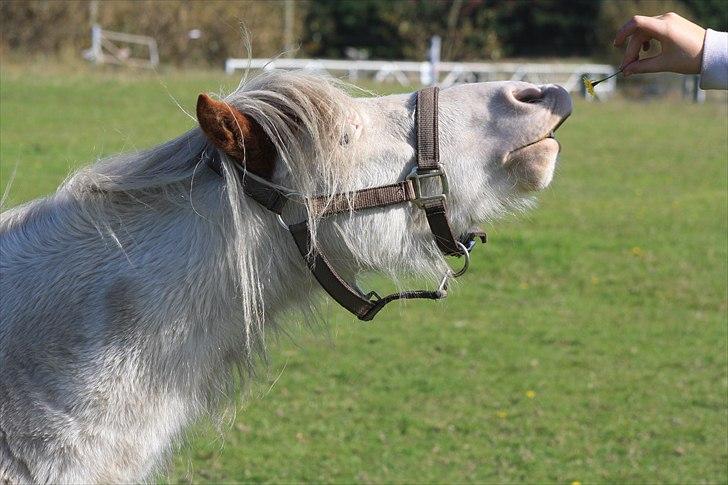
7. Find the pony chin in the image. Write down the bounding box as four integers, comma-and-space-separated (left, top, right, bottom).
503, 138, 560, 192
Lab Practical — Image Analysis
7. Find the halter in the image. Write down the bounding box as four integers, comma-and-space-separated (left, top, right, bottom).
209, 87, 486, 321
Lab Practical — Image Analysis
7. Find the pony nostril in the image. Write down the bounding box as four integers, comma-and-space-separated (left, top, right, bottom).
513, 87, 545, 104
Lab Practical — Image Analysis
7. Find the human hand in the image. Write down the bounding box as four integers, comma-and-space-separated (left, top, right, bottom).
613, 12, 706, 76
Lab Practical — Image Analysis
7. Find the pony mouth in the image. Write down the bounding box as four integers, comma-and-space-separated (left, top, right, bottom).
511, 114, 569, 154
514, 130, 558, 153
503, 114, 570, 192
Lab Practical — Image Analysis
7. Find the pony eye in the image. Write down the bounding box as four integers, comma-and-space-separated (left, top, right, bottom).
340, 132, 350, 146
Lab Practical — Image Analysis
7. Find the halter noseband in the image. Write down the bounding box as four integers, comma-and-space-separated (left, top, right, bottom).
209, 87, 486, 321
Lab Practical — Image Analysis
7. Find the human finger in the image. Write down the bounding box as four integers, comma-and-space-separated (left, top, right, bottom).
621, 32, 652, 68
614, 15, 666, 47
622, 55, 665, 76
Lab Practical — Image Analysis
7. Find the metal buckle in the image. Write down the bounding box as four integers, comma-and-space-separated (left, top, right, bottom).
437, 273, 450, 293
406, 164, 449, 208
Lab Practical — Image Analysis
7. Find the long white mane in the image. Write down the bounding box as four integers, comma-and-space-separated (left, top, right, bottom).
14, 71, 365, 364
0, 70, 375, 482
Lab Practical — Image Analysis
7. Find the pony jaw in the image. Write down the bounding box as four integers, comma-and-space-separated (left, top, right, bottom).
503, 137, 560, 192
502, 109, 569, 193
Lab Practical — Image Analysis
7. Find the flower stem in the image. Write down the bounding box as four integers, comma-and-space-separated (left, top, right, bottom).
591, 68, 624, 87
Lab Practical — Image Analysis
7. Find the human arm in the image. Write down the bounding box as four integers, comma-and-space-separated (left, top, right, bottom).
613, 12, 728, 90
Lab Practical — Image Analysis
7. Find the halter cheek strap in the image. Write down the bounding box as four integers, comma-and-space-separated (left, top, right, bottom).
208, 87, 486, 321
415, 88, 464, 256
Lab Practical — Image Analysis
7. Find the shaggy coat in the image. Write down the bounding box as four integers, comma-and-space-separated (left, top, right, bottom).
0, 71, 571, 482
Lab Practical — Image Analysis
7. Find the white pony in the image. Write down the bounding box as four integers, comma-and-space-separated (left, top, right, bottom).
0, 71, 571, 483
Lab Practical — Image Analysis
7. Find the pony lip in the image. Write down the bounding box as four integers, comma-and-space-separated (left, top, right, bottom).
511, 135, 560, 155
512, 113, 569, 153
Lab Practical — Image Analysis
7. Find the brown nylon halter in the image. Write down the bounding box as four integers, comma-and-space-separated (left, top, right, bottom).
209, 87, 486, 321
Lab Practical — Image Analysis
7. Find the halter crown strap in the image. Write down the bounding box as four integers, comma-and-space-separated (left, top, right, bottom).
416, 87, 440, 169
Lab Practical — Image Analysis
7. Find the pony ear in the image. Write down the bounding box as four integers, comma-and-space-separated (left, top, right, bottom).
196, 93, 275, 178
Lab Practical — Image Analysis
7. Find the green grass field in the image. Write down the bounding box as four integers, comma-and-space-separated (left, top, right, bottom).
1, 64, 726, 484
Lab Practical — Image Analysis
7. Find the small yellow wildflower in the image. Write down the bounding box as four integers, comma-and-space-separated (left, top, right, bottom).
496, 410, 508, 419
582, 76, 596, 97
631, 246, 644, 257
525, 390, 536, 399
571, 481, 582, 485
582, 68, 623, 98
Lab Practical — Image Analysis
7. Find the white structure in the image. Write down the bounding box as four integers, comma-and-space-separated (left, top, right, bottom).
84, 24, 159, 69
225, 57, 616, 96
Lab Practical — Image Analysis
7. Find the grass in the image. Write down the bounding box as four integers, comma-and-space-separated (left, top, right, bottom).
1, 63, 726, 484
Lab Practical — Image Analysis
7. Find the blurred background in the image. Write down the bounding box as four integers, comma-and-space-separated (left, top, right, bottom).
1, 0, 726, 64
1, 0, 727, 97
1, 1, 726, 483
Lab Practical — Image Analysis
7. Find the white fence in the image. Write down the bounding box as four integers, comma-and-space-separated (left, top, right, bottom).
225, 57, 616, 96
84, 25, 159, 69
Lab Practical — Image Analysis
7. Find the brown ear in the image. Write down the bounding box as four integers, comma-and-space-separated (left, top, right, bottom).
196, 94, 275, 179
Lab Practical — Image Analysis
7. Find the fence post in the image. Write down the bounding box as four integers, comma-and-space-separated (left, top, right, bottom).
428, 35, 441, 86
283, 0, 295, 57
91, 24, 102, 65
683, 75, 705, 103
693, 75, 705, 103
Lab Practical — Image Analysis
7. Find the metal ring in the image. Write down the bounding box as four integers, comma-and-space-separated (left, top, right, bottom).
278, 213, 307, 230
452, 241, 470, 278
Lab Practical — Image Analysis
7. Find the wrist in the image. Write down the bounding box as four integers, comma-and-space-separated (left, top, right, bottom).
694, 28, 707, 74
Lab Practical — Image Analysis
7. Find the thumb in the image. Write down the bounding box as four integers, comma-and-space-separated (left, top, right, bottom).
623, 55, 665, 76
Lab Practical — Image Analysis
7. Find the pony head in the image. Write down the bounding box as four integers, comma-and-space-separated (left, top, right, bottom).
196, 72, 571, 283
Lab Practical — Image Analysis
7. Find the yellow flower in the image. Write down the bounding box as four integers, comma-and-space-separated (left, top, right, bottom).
525, 390, 536, 399
582, 68, 622, 99
496, 410, 508, 419
571, 481, 582, 485
631, 246, 644, 257
582, 76, 596, 97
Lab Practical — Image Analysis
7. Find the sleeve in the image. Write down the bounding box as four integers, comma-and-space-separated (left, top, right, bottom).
699, 29, 728, 90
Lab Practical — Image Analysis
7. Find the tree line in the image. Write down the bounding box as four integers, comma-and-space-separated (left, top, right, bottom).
1, 0, 725, 67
